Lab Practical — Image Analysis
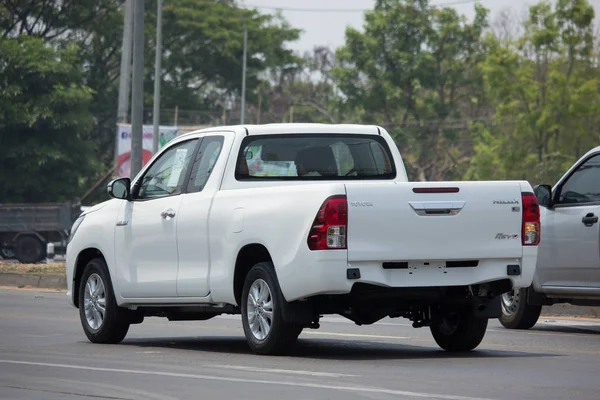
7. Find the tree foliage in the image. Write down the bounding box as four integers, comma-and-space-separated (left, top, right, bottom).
334, 0, 490, 181
0, 0, 301, 203
0, 36, 97, 202
334, 0, 599, 184
467, 0, 598, 185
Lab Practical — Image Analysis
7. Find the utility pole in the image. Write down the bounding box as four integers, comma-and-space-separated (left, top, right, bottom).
115, 0, 133, 170
130, 0, 145, 179
152, 0, 163, 154
240, 24, 247, 124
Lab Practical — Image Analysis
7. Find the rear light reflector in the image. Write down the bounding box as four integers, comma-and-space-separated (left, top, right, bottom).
521, 191, 540, 246
308, 195, 347, 250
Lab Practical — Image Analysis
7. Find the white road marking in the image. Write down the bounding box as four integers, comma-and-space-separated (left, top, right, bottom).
21, 335, 51, 338
487, 328, 597, 339
21, 334, 63, 338
302, 331, 410, 340
538, 319, 600, 327
0, 360, 497, 400
211, 364, 358, 377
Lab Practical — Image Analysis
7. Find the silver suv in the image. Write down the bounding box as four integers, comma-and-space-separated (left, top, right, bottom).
500, 146, 600, 329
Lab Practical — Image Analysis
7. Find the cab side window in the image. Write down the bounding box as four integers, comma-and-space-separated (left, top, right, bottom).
557, 154, 600, 205
187, 136, 225, 193
135, 139, 198, 200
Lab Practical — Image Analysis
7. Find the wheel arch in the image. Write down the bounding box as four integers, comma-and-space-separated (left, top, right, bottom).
73, 247, 109, 308
232, 243, 316, 326
233, 243, 273, 306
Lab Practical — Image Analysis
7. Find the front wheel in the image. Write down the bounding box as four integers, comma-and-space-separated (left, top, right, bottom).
241, 262, 303, 355
430, 310, 488, 352
499, 287, 542, 330
78, 257, 130, 344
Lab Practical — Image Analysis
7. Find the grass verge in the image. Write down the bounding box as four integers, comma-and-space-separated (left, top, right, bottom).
0, 262, 66, 274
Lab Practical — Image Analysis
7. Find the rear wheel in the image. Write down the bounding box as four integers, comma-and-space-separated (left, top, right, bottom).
15, 236, 45, 264
430, 310, 488, 352
241, 262, 303, 355
499, 288, 542, 329
78, 257, 130, 344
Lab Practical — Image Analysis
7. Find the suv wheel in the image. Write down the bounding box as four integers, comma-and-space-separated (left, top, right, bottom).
241, 262, 302, 355
78, 257, 130, 344
499, 287, 542, 329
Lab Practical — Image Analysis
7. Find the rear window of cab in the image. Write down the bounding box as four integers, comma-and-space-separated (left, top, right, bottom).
235, 134, 396, 181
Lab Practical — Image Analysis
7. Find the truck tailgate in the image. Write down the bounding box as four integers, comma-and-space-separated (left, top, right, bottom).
345, 181, 525, 262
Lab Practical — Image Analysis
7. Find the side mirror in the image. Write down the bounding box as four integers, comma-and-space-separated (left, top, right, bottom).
107, 178, 131, 200
533, 184, 553, 209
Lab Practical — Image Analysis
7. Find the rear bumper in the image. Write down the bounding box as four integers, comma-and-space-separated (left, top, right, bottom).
278, 247, 537, 302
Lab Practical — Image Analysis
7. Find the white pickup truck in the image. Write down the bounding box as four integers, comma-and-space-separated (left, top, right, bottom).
499, 146, 600, 329
66, 123, 540, 355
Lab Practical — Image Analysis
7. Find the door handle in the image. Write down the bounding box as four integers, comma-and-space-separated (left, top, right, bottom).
582, 213, 598, 227
161, 208, 176, 219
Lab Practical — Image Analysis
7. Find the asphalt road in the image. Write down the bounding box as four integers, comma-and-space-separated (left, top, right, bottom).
0, 289, 599, 400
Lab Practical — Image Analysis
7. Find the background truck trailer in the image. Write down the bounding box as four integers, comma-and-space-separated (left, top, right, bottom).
0, 201, 82, 263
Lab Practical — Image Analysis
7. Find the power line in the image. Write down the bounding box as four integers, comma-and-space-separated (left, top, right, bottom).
243, 0, 482, 13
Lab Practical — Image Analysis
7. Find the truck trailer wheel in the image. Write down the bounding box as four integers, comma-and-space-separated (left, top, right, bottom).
241, 262, 303, 355
499, 288, 542, 330
430, 310, 488, 352
15, 236, 45, 264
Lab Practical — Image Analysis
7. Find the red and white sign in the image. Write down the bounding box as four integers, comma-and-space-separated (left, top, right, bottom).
116, 124, 179, 178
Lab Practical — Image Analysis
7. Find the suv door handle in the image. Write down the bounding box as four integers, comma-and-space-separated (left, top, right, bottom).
582, 213, 598, 227
161, 208, 176, 219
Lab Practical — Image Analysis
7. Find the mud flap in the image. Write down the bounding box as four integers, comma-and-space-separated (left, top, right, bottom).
472, 295, 502, 319
280, 298, 315, 325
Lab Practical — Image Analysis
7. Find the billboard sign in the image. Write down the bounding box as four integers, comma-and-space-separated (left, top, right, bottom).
116, 124, 179, 178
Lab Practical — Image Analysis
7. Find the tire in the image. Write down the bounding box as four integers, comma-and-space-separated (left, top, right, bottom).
430, 310, 488, 352
15, 236, 45, 264
78, 257, 130, 344
499, 287, 542, 330
241, 262, 303, 355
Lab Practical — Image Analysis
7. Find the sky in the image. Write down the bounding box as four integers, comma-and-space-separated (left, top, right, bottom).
241, 0, 600, 53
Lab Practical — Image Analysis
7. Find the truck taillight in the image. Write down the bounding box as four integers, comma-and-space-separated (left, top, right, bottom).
522, 192, 540, 246
308, 195, 347, 250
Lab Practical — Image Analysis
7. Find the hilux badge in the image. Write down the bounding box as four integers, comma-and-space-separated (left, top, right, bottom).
493, 199, 519, 205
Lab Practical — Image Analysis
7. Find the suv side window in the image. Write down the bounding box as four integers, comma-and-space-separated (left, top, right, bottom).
135, 139, 199, 200
557, 154, 600, 205
187, 136, 225, 193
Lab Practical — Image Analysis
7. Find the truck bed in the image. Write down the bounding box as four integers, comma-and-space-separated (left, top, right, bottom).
0, 202, 81, 233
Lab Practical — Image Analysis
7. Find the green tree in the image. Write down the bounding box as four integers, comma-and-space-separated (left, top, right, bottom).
0, 0, 303, 204
0, 36, 97, 202
250, 46, 340, 124
467, 0, 599, 185
144, 0, 301, 123
334, 0, 489, 181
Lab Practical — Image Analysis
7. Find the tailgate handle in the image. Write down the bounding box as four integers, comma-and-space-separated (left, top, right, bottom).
409, 201, 465, 216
